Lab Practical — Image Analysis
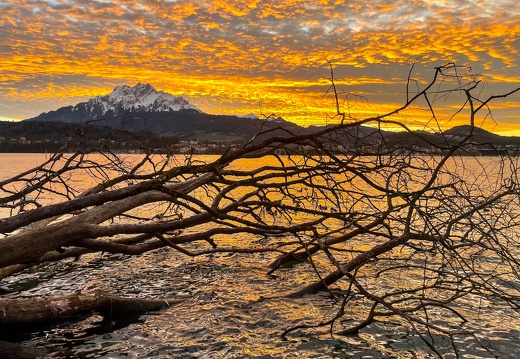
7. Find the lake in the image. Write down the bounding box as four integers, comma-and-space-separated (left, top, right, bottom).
1, 153, 519, 358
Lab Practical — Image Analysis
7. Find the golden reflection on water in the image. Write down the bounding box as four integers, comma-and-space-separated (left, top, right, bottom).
1, 153, 520, 357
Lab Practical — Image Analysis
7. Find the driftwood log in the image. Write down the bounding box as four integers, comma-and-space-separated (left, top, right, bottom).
0, 294, 184, 358
0, 293, 184, 325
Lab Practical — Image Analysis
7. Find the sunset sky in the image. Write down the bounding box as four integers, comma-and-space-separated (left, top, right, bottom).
1, 0, 519, 134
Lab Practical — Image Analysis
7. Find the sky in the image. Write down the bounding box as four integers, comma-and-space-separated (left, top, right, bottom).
1, 0, 520, 134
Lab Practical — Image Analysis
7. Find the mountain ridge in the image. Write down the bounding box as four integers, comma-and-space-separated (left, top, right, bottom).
27, 83, 201, 124
24, 83, 303, 140
19, 84, 520, 152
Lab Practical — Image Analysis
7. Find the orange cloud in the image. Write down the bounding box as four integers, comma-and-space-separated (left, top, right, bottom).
0, 0, 518, 133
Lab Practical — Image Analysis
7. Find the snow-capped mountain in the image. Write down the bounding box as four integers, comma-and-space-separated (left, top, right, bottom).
27, 83, 201, 124
24, 84, 307, 141
85, 83, 201, 116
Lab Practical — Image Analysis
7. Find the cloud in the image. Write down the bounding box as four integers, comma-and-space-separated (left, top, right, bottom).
0, 0, 518, 133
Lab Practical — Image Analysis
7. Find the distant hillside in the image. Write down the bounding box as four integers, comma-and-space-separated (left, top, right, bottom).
13, 80, 520, 155
443, 125, 520, 144
69, 110, 304, 141
6, 117, 520, 155
0, 121, 178, 153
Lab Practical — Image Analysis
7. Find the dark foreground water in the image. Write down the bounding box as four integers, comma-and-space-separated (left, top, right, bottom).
2, 244, 520, 359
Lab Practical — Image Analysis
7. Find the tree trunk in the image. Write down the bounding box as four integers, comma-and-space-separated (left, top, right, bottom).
0, 294, 185, 325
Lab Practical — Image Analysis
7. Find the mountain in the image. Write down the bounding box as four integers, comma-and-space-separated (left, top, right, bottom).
101, 83, 201, 113
21, 84, 520, 152
27, 83, 201, 124
25, 83, 308, 141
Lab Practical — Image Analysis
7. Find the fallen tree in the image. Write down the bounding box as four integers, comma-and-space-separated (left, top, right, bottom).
0, 294, 183, 325
1, 63, 520, 358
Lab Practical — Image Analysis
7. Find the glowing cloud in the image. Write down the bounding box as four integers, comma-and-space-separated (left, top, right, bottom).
0, 0, 519, 133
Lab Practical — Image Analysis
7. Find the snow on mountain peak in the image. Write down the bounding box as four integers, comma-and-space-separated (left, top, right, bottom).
86, 83, 201, 116
240, 113, 259, 120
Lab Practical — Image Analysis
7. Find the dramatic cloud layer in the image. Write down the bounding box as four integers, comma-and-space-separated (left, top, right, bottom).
1, 0, 519, 132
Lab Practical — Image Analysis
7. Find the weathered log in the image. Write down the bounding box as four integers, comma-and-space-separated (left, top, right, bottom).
0, 340, 48, 359
0, 264, 30, 280
0, 294, 185, 325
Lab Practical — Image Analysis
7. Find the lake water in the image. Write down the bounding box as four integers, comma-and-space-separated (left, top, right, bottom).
1, 153, 519, 358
